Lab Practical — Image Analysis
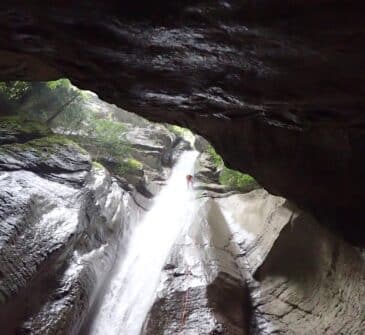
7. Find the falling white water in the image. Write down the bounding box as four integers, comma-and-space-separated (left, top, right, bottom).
88, 150, 199, 335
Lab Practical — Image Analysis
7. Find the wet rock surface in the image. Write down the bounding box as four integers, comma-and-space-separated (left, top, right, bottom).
0, 116, 192, 333
0, 2, 365, 242
145, 189, 365, 334
0, 129, 136, 334
144, 198, 250, 335
0, 118, 364, 334
163, 137, 192, 168
194, 152, 221, 185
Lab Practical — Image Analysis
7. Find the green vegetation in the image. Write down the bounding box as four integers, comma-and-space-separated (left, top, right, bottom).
118, 158, 143, 174
0, 79, 148, 179
126, 158, 143, 170
168, 125, 186, 137
28, 135, 88, 154
89, 118, 129, 155
3, 135, 88, 161
46, 79, 72, 91
206, 144, 258, 192
0, 81, 32, 101
0, 79, 90, 128
0, 116, 51, 138
219, 168, 258, 192
76, 116, 136, 175
92, 161, 104, 170
206, 145, 224, 168
167, 124, 195, 144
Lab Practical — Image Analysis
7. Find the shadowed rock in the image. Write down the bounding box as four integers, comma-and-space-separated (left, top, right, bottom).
216, 190, 365, 334
0, 1, 364, 242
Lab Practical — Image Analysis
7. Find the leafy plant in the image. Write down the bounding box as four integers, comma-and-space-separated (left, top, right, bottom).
87, 117, 130, 156
0, 79, 144, 179
168, 125, 186, 137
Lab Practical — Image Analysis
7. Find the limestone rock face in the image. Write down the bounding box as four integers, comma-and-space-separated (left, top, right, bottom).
217, 190, 365, 335
0, 2, 365, 242
163, 137, 193, 168
143, 198, 250, 335
0, 132, 137, 334
194, 135, 210, 154
145, 189, 365, 334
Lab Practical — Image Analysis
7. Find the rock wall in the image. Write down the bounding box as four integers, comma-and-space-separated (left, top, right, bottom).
143, 199, 250, 335
145, 189, 365, 334
0, 114, 193, 333
0, 125, 141, 334
220, 190, 365, 334
0, 2, 364, 242
1, 115, 364, 334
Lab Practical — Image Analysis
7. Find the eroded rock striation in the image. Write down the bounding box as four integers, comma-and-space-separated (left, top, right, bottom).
218, 190, 365, 334
147, 189, 365, 334
0, 1, 365, 242
0, 118, 179, 334
144, 198, 250, 335
0, 106, 197, 333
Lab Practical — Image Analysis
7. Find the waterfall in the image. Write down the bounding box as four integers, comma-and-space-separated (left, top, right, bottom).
88, 150, 199, 335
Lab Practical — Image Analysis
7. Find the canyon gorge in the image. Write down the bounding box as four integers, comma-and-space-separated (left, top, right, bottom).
0, 1, 364, 334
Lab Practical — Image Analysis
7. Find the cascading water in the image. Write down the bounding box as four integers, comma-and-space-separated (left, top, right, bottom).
88, 150, 199, 335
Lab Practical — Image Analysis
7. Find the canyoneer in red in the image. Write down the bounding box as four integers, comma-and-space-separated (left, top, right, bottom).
186, 174, 193, 189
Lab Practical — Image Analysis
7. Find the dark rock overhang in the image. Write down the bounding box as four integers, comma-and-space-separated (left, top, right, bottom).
1, 1, 365, 244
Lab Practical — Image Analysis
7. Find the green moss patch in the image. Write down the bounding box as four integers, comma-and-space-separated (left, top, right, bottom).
7, 135, 89, 159
219, 168, 259, 192
205, 144, 259, 192
29, 135, 86, 151
0, 116, 51, 139
118, 158, 143, 175
92, 161, 104, 170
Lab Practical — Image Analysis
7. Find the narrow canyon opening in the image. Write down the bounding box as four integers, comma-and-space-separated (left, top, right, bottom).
2, 0, 365, 330
0, 80, 258, 334
0, 78, 364, 335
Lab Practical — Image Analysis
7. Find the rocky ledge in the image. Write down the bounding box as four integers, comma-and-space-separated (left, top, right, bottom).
0, 121, 141, 334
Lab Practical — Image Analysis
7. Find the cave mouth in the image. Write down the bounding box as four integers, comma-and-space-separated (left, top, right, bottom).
1, 1, 365, 248
0, 78, 258, 334
0, 79, 258, 194
1, 79, 365, 247
0, 79, 364, 335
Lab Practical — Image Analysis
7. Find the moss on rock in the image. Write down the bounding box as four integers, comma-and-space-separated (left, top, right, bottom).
219, 168, 259, 193
205, 144, 259, 193
26, 135, 88, 155
0, 116, 51, 144
0, 134, 91, 174
92, 161, 104, 170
